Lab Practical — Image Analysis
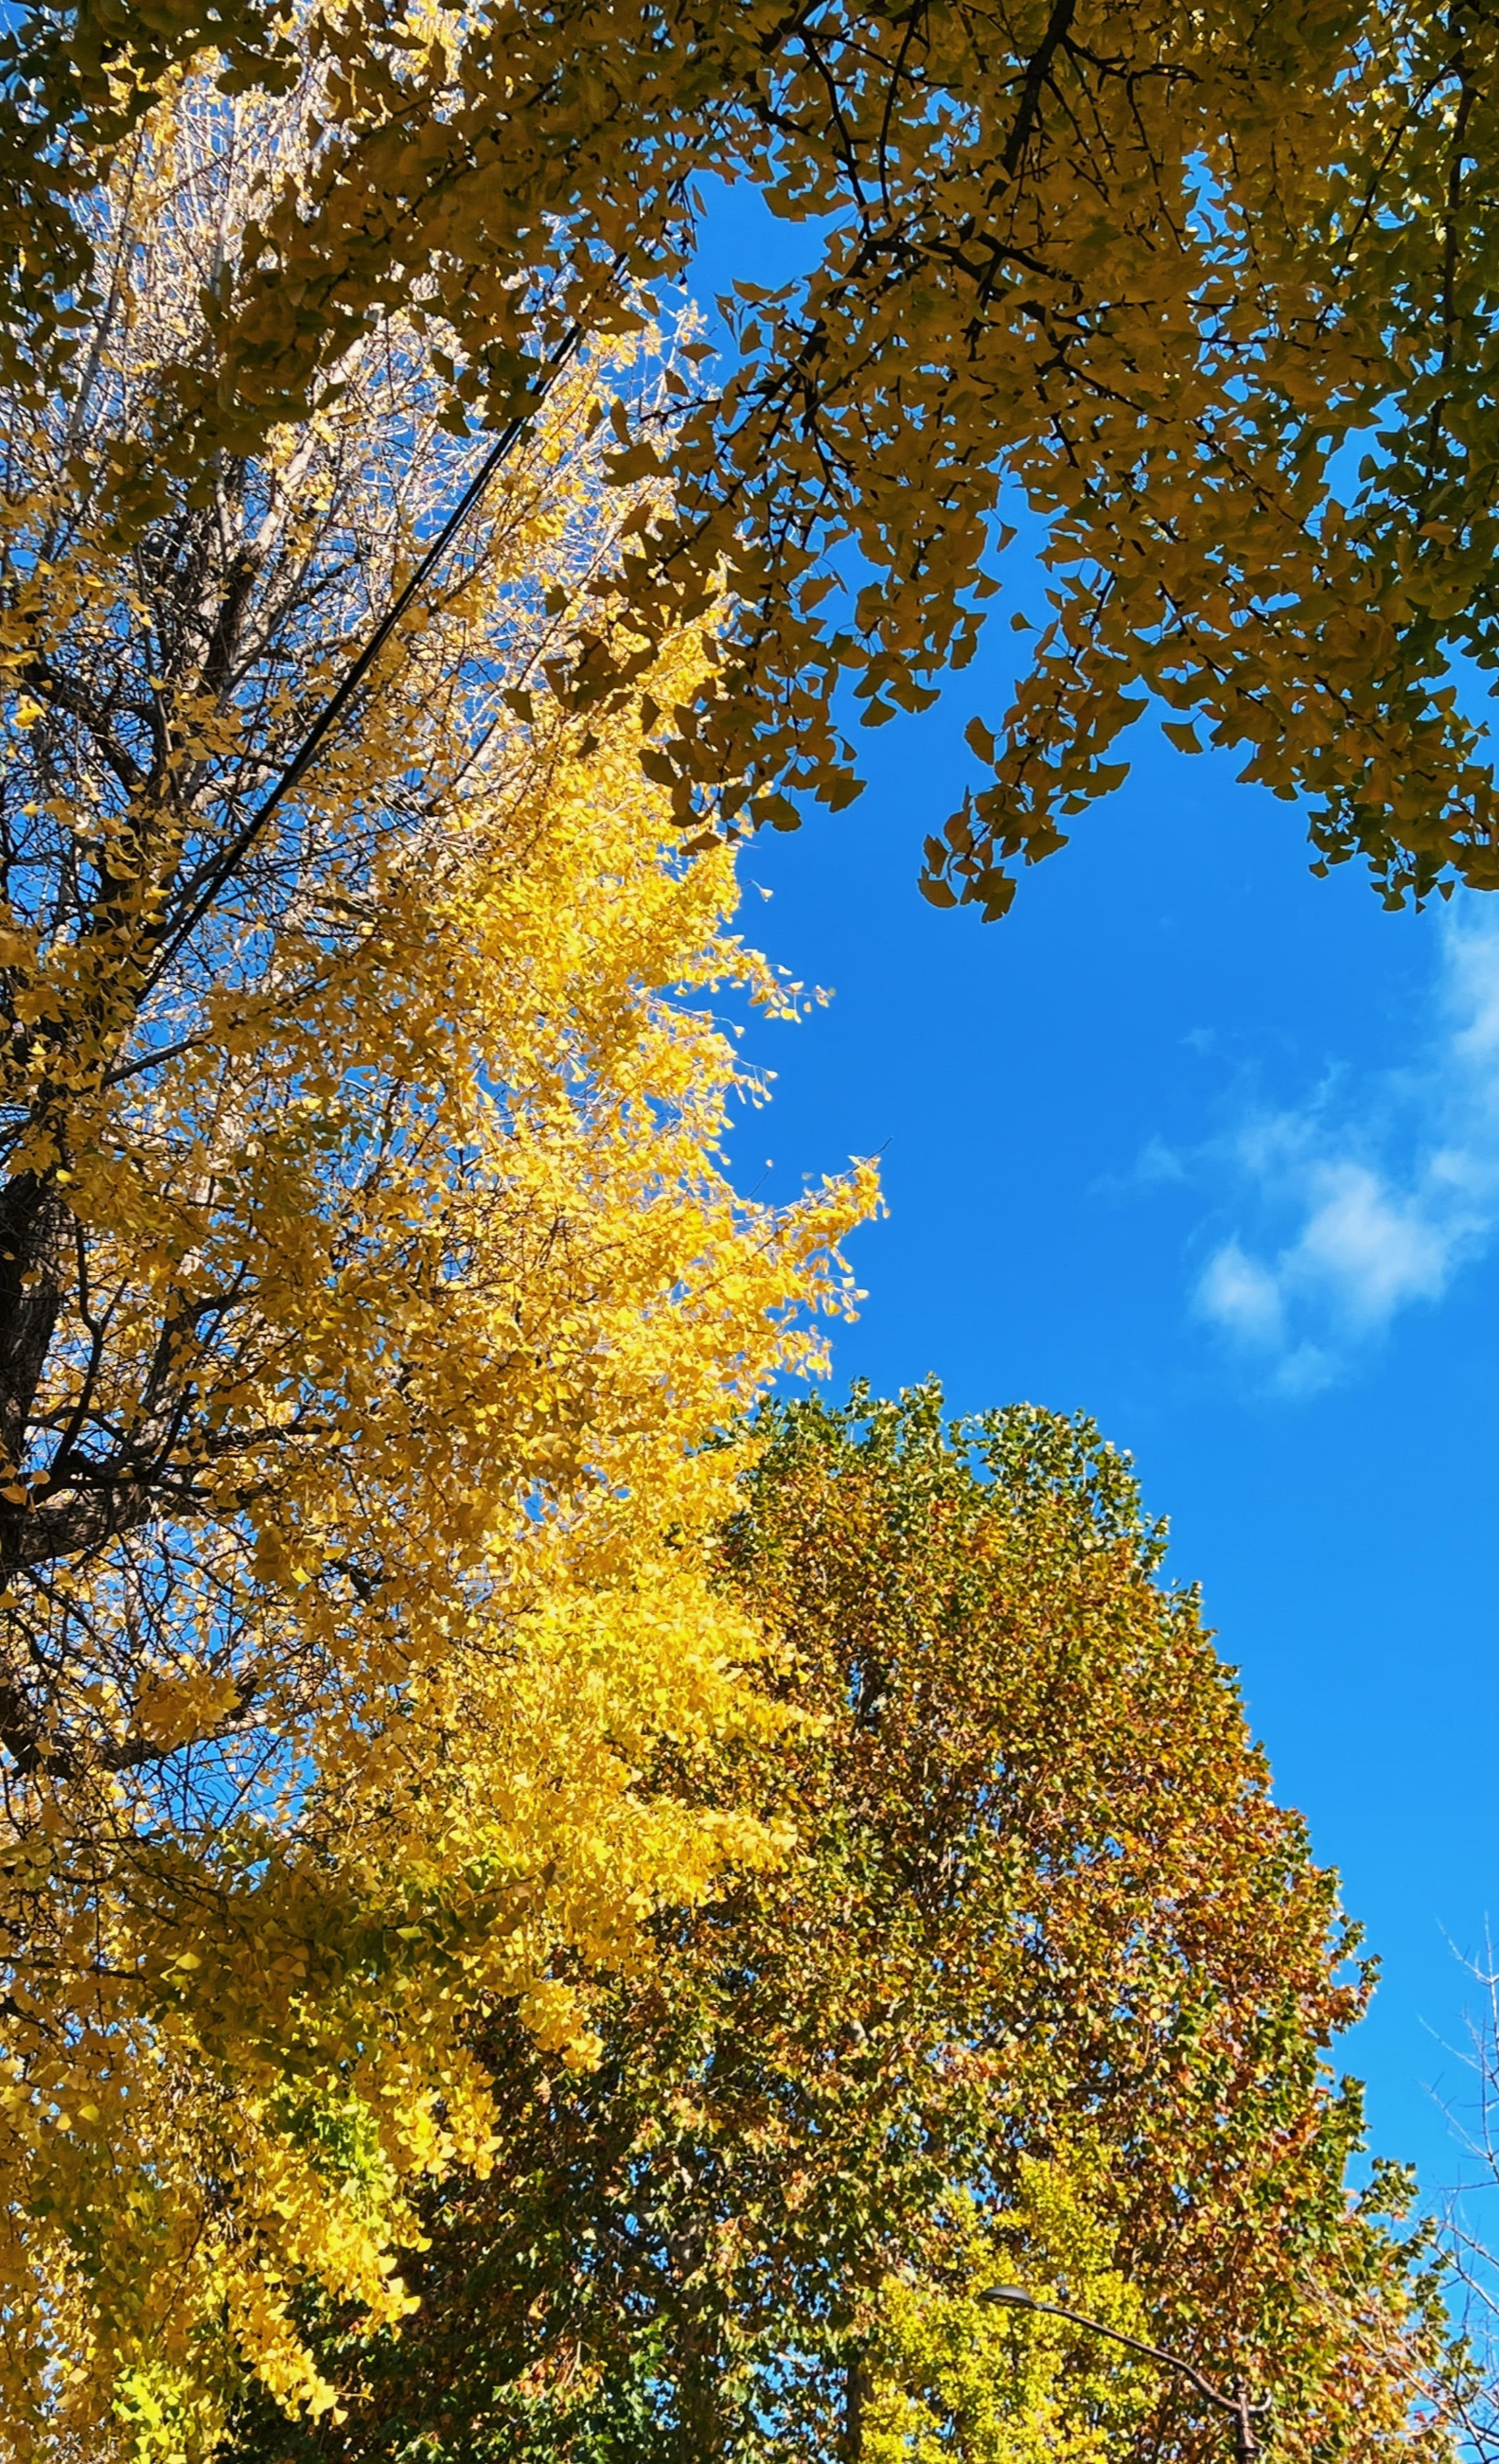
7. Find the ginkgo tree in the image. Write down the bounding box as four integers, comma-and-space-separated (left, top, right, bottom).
8, 0, 1499, 914
0, 68, 873, 2462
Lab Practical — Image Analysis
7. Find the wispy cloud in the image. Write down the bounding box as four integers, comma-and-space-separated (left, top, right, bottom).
1162, 905, 1499, 1392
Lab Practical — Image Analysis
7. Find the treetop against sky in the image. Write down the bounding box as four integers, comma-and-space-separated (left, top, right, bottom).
8, 0, 1499, 915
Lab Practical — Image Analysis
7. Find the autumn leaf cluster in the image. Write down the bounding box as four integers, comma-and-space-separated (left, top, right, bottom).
9, 0, 1499, 913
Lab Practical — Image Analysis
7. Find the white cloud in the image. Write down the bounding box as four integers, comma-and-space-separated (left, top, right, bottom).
1185, 903, 1499, 1390
1288, 1159, 1461, 1321
1197, 1241, 1285, 1346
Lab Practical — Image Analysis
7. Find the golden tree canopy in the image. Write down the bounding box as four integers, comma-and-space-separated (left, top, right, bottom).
0, 71, 872, 2461
5, 0, 1499, 910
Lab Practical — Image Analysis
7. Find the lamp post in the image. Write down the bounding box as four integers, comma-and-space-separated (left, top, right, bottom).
979, 2286, 1269, 2464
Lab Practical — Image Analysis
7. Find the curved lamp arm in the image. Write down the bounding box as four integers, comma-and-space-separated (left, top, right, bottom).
979, 2287, 1270, 2464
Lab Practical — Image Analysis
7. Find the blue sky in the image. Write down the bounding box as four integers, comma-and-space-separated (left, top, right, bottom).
729, 696, 1495, 2207
687, 186, 1497, 2218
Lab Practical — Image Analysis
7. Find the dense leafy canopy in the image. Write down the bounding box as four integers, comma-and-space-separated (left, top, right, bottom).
8, 0, 1499, 913
0, 11, 1481, 2457
0, 78, 871, 2459
226, 1391, 1455, 2464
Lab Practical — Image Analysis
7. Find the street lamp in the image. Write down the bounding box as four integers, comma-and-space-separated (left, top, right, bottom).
979, 2286, 1270, 2464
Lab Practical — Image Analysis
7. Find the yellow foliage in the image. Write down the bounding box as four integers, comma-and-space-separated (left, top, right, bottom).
0, 72, 873, 2462
9, 0, 1499, 910
867, 2154, 1153, 2464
